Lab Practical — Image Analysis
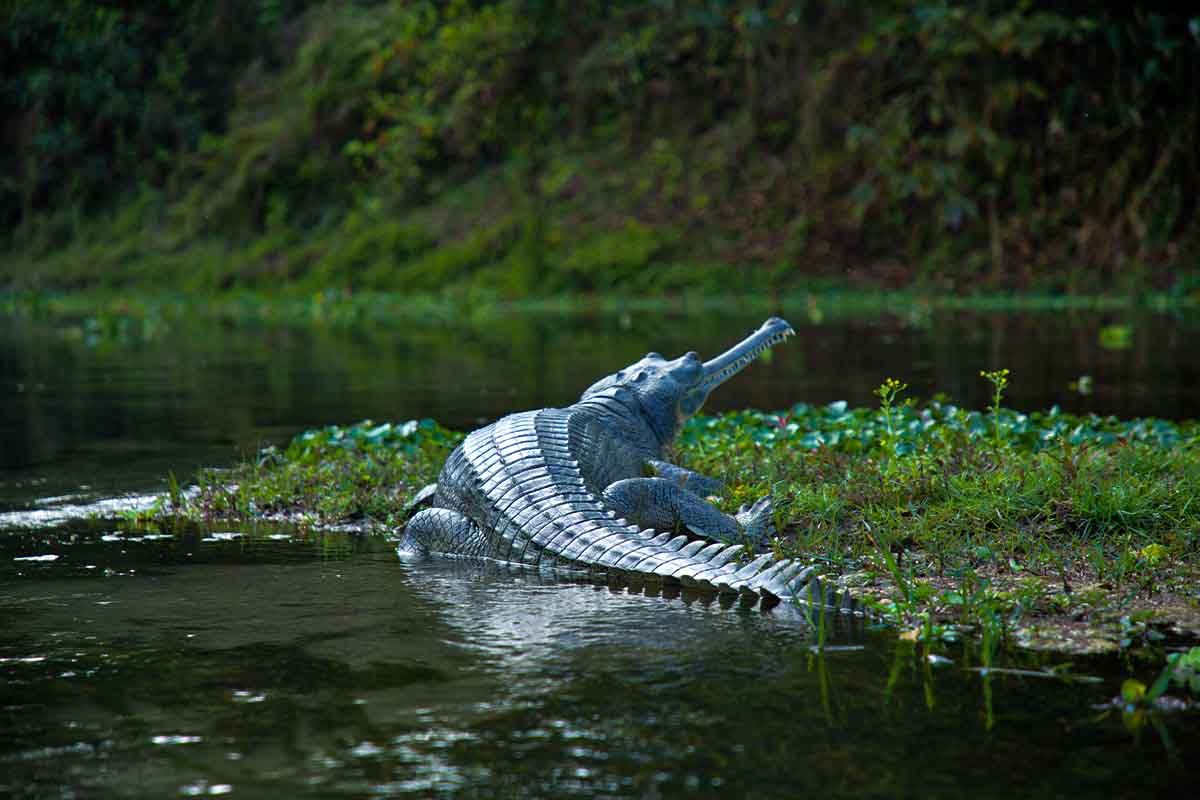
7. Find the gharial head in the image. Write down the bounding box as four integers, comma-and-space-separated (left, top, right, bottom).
580, 317, 795, 445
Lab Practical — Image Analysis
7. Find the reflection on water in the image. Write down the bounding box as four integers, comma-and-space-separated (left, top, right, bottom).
2, 307, 1197, 509
0, 529, 1196, 798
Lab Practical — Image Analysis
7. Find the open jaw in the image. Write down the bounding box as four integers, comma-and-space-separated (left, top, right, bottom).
697, 317, 796, 394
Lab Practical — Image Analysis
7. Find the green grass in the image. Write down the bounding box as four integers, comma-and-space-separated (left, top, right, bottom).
680, 386, 1199, 652
139, 381, 1200, 657
175, 419, 463, 527
4, 286, 1199, 339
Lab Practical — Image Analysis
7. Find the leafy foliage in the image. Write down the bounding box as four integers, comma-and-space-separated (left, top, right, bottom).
841, 3, 1200, 285
0, 0, 318, 231
4, 1, 1199, 292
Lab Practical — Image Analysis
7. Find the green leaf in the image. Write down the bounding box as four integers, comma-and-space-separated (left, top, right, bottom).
1146, 666, 1172, 701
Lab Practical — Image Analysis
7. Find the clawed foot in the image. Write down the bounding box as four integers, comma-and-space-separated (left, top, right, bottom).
735, 496, 775, 545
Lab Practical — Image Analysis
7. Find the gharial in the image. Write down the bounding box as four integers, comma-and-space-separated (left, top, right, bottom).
399, 317, 859, 615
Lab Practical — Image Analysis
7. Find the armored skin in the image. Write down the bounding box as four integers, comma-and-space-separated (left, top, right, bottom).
399, 317, 847, 609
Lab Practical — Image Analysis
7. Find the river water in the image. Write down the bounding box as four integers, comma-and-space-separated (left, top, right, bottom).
1, 303, 1197, 797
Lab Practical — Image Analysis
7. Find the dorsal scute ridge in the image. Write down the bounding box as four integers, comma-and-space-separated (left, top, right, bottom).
732, 553, 775, 580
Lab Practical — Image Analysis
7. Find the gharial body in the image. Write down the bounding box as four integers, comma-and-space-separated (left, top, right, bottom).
399, 317, 857, 614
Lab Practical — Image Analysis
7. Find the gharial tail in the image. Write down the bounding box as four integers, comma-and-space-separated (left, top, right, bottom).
397, 553, 873, 634
399, 506, 873, 623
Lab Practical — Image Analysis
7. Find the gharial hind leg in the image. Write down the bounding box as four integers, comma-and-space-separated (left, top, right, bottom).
397, 508, 491, 558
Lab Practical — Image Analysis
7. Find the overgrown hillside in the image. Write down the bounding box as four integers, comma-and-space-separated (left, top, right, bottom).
3, 1, 1198, 295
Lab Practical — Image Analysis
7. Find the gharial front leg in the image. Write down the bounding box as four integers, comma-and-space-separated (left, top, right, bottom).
646, 459, 724, 497
602, 477, 774, 545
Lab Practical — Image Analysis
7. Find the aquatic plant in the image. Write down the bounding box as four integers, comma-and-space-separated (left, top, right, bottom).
873, 377, 909, 453
980, 368, 1011, 453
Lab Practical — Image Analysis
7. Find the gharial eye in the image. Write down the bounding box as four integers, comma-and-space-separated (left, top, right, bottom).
645, 352, 663, 360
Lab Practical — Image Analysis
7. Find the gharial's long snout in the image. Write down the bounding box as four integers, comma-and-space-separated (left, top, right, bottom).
697, 316, 795, 394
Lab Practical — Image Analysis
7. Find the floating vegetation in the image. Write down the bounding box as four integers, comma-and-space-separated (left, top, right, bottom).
678, 398, 1199, 454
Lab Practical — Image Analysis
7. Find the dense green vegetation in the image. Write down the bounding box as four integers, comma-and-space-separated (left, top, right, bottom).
4, 1, 1198, 294
144, 382, 1200, 655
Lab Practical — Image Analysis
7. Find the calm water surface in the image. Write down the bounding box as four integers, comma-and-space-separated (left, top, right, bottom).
1, 305, 1197, 797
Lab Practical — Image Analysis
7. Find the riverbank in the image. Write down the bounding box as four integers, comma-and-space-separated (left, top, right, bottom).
4, 285, 1198, 330
5, 3, 1198, 297
131, 395, 1200, 658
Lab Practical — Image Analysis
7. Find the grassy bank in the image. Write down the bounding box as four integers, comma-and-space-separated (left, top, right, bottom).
4, 2, 1198, 295
4, 285, 1198, 334
137, 383, 1200, 657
